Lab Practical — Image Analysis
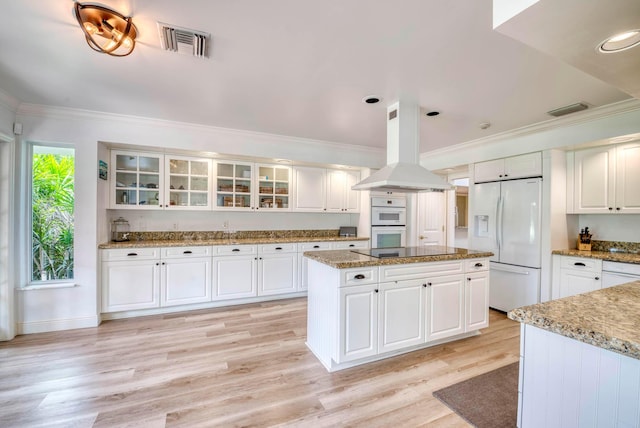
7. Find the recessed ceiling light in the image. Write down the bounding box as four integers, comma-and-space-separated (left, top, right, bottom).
362, 95, 381, 104
479, 122, 491, 130
425, 111, 440, 117
598, 29, 640, 53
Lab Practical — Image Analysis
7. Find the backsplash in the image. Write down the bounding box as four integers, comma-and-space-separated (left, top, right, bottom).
126, 229, 344, 242
578, 215, 640, 242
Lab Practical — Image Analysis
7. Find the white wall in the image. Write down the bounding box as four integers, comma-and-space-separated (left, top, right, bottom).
578, 215, 640, 242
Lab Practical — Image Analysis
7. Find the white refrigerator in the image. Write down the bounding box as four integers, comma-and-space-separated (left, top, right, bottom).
470, 178, 541, 312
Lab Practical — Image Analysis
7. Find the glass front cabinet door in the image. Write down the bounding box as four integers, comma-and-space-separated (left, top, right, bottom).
111, 151, 164, 209
165, 156, 212, 210
256, 164, 291, 211
215, 161, 254, 210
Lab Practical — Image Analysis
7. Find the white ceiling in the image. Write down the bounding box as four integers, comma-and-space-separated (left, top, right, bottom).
0, 1, 636, 153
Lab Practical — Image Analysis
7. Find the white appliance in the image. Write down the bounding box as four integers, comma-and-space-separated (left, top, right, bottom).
470, 177, 542, 312
371, 196, 407, 248
371, 226, 407, 249
602, 261, 640, 288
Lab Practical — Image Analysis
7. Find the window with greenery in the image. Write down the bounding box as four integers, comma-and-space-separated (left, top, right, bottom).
31, 145, 75, 282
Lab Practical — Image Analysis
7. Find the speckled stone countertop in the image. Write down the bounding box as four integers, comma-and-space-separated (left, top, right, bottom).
508, 281, 640, 360
552, 249, 640, 264
303, 247, 493, 269
99, 229, 369, 249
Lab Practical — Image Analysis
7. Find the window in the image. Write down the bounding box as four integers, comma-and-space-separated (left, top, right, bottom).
30, 145, 75, 283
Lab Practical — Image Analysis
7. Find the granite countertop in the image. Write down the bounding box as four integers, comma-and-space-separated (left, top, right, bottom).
99, 235, 369, 249
303, 247, 493, 269
552, 249, 640, 265
508, 281, 640, 360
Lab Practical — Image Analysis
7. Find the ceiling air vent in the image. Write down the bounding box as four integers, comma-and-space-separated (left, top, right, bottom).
547, 102, 589, 117
157, 22, 210, 58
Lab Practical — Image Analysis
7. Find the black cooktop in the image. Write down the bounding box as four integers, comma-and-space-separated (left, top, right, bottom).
352, 246, 463, 259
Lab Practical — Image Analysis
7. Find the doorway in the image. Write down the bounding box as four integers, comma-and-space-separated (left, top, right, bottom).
0, 137, 15, 340
452, 178, 469, 248
416, 191, 446, 246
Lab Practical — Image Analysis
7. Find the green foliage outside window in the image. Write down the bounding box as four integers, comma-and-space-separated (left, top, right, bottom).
32, 151, 74, 281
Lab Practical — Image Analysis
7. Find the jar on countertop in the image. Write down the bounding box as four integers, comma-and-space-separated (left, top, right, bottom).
111, 217, 131, 242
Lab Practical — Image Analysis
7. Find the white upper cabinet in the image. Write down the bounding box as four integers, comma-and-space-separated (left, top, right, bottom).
214, 161, 291, 211
111, 151, 164, 209
165, 155, 212, 210
568, 142, 640, 214
293, 166, 327, 211
474, 152, 542, 183
294, 167, 360, 213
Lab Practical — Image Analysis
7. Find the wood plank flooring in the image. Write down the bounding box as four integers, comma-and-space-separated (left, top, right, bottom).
0, 299, 520, 427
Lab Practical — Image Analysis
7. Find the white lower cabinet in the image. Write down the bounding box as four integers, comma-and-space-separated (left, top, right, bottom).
378, 279, 425, 353
102, 259, 161, 312
339, 284, 378, 363
552, 255, 603, 299
102, 246, 213, 312
213, 245, 258, 300
258, 244, 298, 296
426, 275, 465, 341
465, 271, 490, 331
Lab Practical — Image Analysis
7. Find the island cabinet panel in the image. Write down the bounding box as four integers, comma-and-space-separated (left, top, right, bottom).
425, 275, 465, 341
338, 284, 378, 363
465, 272, 490, 331
378, 279, 425, 353
519, 324, 640, 428
380, 261, 463, 282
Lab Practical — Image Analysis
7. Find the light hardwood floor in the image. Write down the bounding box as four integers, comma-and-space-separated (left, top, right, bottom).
0, 299, 520, 427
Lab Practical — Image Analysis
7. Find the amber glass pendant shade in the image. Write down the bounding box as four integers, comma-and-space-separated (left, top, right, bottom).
74, 2, 137, 56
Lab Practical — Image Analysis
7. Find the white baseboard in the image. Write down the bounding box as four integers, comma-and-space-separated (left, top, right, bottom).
17, 315, 101, 335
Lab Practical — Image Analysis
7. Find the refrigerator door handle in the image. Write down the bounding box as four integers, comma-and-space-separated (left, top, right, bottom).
495, 196, 502, 250
491, 264, 531, 275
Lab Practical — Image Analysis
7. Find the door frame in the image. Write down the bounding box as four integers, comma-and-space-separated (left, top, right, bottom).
0, 131, 16, 340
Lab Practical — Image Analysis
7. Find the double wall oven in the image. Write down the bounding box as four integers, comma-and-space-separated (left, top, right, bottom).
371, 196, 406, 248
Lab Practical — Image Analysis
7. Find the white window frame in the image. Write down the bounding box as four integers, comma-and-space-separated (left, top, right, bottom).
21, 142, 76, 288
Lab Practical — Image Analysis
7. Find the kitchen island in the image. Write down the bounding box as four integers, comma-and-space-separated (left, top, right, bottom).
303, 246, 492, 371
508, 282, 640, 427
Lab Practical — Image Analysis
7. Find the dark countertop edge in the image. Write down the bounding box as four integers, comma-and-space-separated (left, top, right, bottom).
99, 236, 370, 249
552, 249, 640, 264
303, 251, 493, 269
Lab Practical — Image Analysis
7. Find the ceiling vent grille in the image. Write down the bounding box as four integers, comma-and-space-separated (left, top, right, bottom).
547, 102, 589, 117
157, 22, 210, 58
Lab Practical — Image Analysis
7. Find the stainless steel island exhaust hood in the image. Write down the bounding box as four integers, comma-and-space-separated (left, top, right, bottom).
352, 100, 453, 193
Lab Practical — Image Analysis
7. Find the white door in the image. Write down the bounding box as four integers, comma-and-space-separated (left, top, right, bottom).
417, 191, 447, 246
338, 284, 378, 363
326, 169, 346, 212
258, 253, 297, 296
425, 274, 465, 341
102, 260, 160, 312
378, 279, 425, 353
212, 255, 257, 300
465, 272, 489, 331
162, 257, 212, 306
616, 142, 640, 213
469, 182, 500, 261
292, 167, 326, 212
574, 146, 615, 213
344, 170, 361, 212
500, 178, 541, 267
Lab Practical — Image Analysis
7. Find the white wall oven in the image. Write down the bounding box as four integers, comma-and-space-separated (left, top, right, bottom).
371, 196, 407, 248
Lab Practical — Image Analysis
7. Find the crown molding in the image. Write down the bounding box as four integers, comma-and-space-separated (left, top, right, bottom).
16, 103, 385, 156
0, 89, 19, 112
421, 98, 640, 159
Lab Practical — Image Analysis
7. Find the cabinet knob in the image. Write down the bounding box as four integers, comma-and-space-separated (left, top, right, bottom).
474, 262, 483, 267
354, 274, 366, 280
161, 262, 165, 265
423, 283, 427, 288
595, 276, 600, 280
574, 262, 586, 266
349, 244, 355, 247
467, 277, 471, 281
499, 174, 503, 177
155, 262, 159, 266
427, 282, 432, 286
504, 174, 508, 177
313, 245, 320, 249
616, 207, 621, 211
374, 289, 379, 293
609, 207, 613, 211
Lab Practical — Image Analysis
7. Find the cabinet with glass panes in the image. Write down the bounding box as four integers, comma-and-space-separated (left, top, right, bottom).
215, 161, 254, 210
111, 151, 164, 209
165, 156, 211, 210
256, 164, 291, 210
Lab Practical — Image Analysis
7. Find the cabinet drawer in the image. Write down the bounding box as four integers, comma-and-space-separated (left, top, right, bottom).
465, 258, 489, 272
258, 243, 298, 254
332, 240, 369, 250
101, 247, 160, 261
559, 256, 602, 272
214, 245, 257, 256
340, 267, 379, 287
380, 261, 464, 282
161, 246, 212, 258
298, 242, 333, 251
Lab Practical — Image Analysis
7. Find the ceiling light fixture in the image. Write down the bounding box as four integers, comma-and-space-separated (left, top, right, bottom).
74, 2, 137, 56
362, 96, 381, 104
598, 29, 640, 53
425, 111, 440, 117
